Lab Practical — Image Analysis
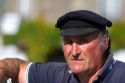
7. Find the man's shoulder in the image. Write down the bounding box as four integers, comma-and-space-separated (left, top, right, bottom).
32, 62, 67, 67
30, 62, 68, 72
112, 60, 125, 74
102, 61, 125, 83
115, 60, 125, 69
28, 62, 70, 83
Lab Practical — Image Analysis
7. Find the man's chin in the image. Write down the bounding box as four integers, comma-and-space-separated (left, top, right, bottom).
69, 66, 86, 74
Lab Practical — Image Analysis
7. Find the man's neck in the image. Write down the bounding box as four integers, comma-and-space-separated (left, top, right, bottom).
78, 69, 101, 83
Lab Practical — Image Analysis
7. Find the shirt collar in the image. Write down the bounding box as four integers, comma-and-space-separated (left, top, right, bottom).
96, 53, 116, 80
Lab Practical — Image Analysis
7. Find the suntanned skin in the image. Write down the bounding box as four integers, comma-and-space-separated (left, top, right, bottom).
0, 58, 29, 83
62, 32, 109, 83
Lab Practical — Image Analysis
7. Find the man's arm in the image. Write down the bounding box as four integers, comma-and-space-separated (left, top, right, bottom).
0, 58, 29, 83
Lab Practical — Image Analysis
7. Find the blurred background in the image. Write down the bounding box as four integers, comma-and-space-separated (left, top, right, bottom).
0, 0, 125, 62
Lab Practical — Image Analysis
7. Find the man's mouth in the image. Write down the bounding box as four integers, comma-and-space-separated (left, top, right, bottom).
70, 59, 85, 61
71, 59, 84, 60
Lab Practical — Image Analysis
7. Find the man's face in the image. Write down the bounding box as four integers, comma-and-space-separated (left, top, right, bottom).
62, 32, 106, 76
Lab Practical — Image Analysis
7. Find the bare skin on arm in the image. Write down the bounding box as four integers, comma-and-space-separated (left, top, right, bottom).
0, 58, 29, 83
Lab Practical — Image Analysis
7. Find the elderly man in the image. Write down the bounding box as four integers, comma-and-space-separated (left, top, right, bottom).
0, 10, 125, 83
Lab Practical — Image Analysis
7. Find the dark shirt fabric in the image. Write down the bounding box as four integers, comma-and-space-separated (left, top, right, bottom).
28, 54, 125, 83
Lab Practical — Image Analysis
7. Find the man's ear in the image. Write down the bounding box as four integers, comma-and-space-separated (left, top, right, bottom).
104, 34, 110, 50
100, 32, 109, 51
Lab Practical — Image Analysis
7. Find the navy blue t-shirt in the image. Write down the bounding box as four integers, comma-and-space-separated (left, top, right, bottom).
28, 62, 80, 83
28, 55, 125, 83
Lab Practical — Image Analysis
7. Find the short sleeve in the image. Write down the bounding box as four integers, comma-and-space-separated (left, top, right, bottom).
25, 63, 32, 83
27, 62, 69, 83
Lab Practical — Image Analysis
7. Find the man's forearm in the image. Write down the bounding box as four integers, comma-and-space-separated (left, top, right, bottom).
0, 58, 29, 82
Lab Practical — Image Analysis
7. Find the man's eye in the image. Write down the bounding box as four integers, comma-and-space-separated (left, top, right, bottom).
77, 40, 89, 45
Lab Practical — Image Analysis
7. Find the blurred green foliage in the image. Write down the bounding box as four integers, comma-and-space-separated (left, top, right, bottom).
110, 22, 125, 51
3, 17, 61, 62
3, 16, 125, 62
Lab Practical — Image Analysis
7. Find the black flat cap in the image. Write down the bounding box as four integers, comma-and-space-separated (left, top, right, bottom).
55, 10, 112, 36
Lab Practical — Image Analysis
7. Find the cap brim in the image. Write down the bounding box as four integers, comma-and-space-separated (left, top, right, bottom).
60, 27, 99, 36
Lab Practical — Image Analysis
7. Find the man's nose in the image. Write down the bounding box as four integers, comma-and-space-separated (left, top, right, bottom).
71, 43, 81, 57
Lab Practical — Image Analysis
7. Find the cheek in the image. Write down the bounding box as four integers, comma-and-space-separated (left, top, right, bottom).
79, 42, 102, 67
63, 45, 72, 63
80, 41, 101, 56
63, 45, 71, 56
90, 44, 99, 52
